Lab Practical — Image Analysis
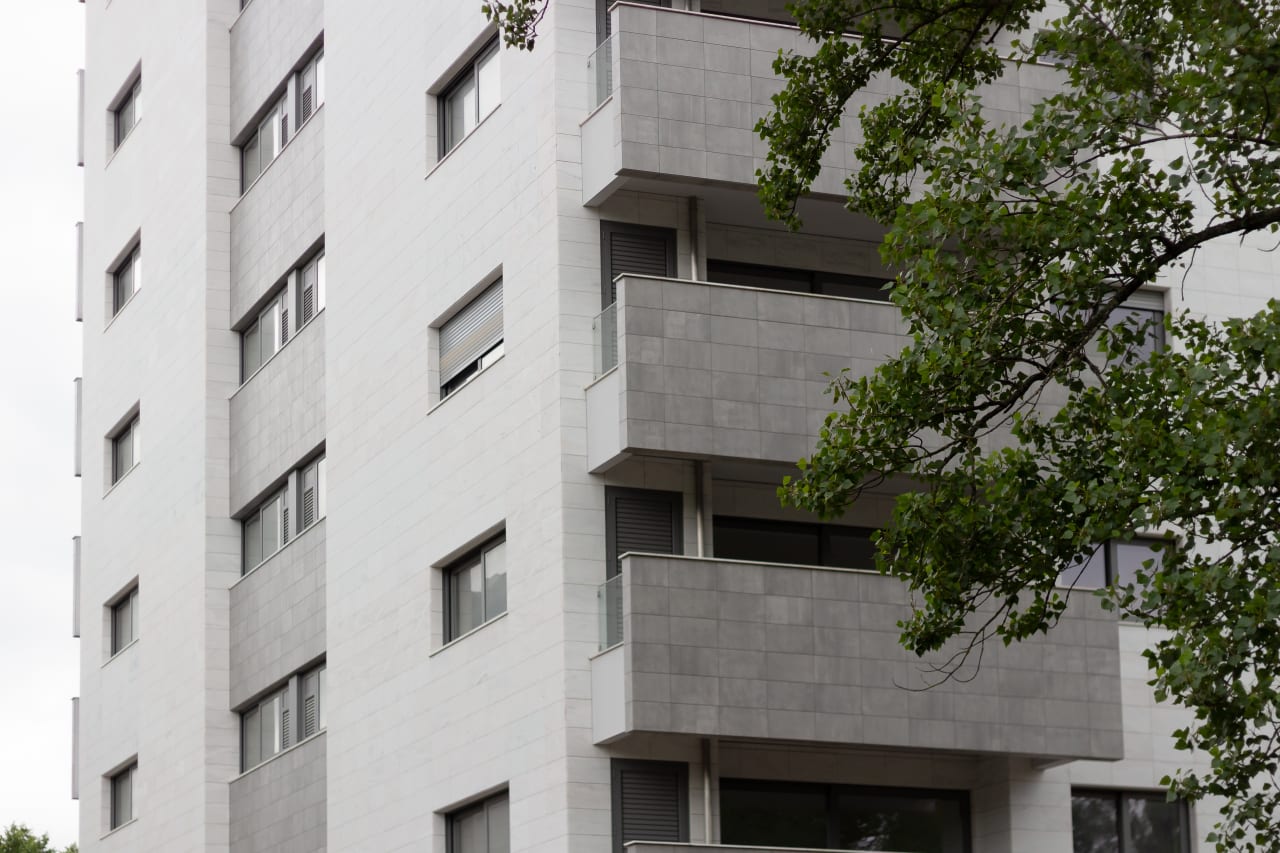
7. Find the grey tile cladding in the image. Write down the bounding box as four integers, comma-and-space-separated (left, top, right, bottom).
230, 731, 327, 853
230, 0, 324, 136
614, 554, 1124, 761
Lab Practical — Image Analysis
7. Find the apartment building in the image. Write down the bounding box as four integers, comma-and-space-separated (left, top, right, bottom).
70, 0, 1276, 851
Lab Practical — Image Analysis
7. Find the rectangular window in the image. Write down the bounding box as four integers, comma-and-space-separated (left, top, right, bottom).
612, 760, 688, 852
448, 791, 510, 853
1105, 290, 1165, 362
301, 664, 325, 739
111, 415, 140, 484
299, 251, 325, 325
713, 516, 877, 571
1072, 790, 1189, 852
600, 222, 676, 308
109, 763, 135, 829
719, 778, 970, 852
708, 259, 892, 302
112, 244, 141, 316
1059, 536, 1171, 590
110, 586, 138, 655
439, 279, 504, 397
240, 689, 285, 772
113, 77, 141, 150
242, 489, 285, 574
240, 97, 285, 192
299, 455, 326, 531
439, 39, 500, 157
445, 535, 507, 641
297, 51, 325, 126
241, 291, 286, 380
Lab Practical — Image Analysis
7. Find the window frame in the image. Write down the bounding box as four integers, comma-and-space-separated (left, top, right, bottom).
240, 687, 286, 773
298, 250, 326, 326
718, 777, 972, 853
110, 414, 140, 485
297, 454, 326, 533
707, 259, 893, 302
240, 290, 286, 382
438, 277, 504, 399
109, 585, 139, 656
1060, 535, 1173, 590
1071, 788, 1191, 853
242, 487, 286, 575
438, 38, 501, 159
240, 96, 285, 193
109, 763, 136, 830
446, 790, 510, 853
113, 77, 141, 151
296, 50, 325, 127
443, 534, 508, 642
112, 243, 142, 317
611, 759, 689, 853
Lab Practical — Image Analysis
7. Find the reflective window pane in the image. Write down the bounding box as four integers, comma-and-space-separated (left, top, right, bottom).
1111, 539, 1168, 588
477, 46, 500, 121
1124, 795, 1184, 853
450, 559, 484, 638
486, 794, 510, 853
836, 791, 966, 853
720, 781, 828, 848
1061, 545, 1108, 589
484, 540, 507, 620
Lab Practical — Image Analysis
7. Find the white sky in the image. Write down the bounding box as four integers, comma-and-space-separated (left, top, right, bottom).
0, 1, 85, 847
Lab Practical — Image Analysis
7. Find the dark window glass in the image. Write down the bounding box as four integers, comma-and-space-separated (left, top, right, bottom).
1072, 790, 1188, 853
823, 525, 878, 570
110, 587, 137, 654
836, 790, 967, 853
448, 792, 509, 853
721, 780, 828, 848
112, 245, 141, 315
113, 79, 140, 149
110, 764, 135, 829
714, 516, 877, 570
707, 260, 893, 301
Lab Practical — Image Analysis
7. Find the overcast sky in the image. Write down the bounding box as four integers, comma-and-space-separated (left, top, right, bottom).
0, 1, 85, 846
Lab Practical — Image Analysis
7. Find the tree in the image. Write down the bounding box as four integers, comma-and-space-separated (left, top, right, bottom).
486, 0, 1280, 848
0, 824, 77, 853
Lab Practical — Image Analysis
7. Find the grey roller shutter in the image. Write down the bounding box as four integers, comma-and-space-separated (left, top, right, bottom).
601, 222, 675, 307
606, 487, 681, 576
439, 280, 504, 385
613, 760, 688, 851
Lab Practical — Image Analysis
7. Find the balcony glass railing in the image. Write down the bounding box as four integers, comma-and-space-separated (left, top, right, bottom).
598, 573, 623, 650
593, 301, 618, 377
587, 35, 615, 111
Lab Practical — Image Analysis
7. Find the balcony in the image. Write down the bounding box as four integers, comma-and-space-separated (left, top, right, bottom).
580, 3, 1064, 205
591, 553, 1123, 762
230, 0, 324, 137
230, 730, 326, 853
585, 275, 905, 470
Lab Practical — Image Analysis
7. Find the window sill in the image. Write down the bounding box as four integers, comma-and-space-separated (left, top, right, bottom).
103, 462, 141, 499
100, 818, 136, 840
232, 729, 326, 782
427, 353, 505, 415
232, 104, 324, 210
430, 611, 508, 657
104, 119, 141, 169
232, 307, 325, 397
102, 638, 139, 668
103, 291, 140, 333
425, 104, 501, 180
232, 516, 326, 588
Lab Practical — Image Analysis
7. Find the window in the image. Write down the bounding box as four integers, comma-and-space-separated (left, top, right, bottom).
600, 222, 676, 308
445, 535, 507, 641
714, 516, 878, 571
110, 586, 138, 655
1104, 290, 1165, 363
1072, 790, 1189, 853
439, 39, 500, 157
113, 77, 141, 150
448, 791, 510, 853
241, 97, 285, 191
109, 763, 135, 829
241, 291, 286, 380
708, 259, 892, 302
612, 760, 688, 852
241, 688, 285, 771
439, 279, 503, 397
298, 455, 326, 531
112, 244, 141, 316
111, 415, 140, 484
240, 664, 325, 772
297, 51, 325, 126
243, 489, 285, 574
1059, 537, 1172, 590
298, 251, 325, 325
719, 779, 970, 852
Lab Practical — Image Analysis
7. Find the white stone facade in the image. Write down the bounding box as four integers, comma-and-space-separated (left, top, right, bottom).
74, 0, 1275, 851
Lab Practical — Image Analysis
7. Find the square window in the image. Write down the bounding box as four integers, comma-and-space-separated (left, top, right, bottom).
447, 791, 509, 853
113, 78, 141, 151
112, 244, 141, 316
109, 763, 135, 829
110, 586, 138, 655
439, 40, 500, 158
445, 536, 507, 641
111, 415, 140, 485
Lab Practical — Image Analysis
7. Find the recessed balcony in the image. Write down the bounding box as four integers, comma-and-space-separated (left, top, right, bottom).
591, 553, 1124, 762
